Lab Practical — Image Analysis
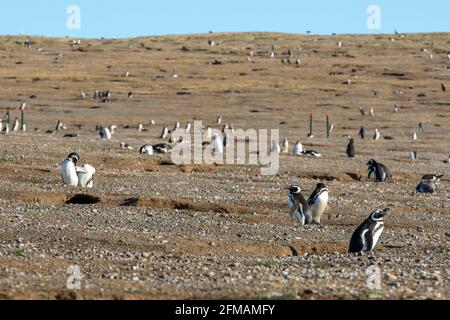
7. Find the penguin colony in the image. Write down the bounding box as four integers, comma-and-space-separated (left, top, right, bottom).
2, 34, 448, 262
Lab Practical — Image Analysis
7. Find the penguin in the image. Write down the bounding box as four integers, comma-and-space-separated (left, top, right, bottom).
358, 127, 365, 139
282, 138, 289, 153
172, 122, 180, 132
76, 164, 95, 188
348, 208, 389, 253
61, 152, 80, 187
346, 138, 355, 158
56, 120, 65, 131
416, 179, 437, 194
359, 107, 365, 116
337, 41, 342, 48
185, 122, 191, 133
369, 108, 375, 117
307, 183, 329, 224
409, 151, 417, 160
301, 150, 321, 157
373, 129, 380, 140
412, 132, 417, 141
444, 155, 450, 164
367, 159, 390, 182
99, 126, 112, 140
139, 144, 154, 155
293, 140, 303, 155
417, 122, 424, 133
12, 117, 19, 131
212, 133, 223, 154
109, 125, 117, 134
80, 91, 87, 99
287, 184, 312, 225
171, 70, 178, 78
441, 83, 446, 92
393, 103, 399, 113
421, 173, 443, 182
153, 143, 173, 154
272, 140, 281, 154
160, 126, 169, 139
63, 133, 79, 138
138, 124, 144, 132
120, 142, 133, 150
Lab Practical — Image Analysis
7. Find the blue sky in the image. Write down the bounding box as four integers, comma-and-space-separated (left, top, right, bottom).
0, 0, 449, 38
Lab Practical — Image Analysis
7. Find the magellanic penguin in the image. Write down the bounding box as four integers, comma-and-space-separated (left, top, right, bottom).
139, 144, 154, 155
160, 126, 169, 139
300, 150, 321, 157
307, 183, 329, 224
12, 117, 19, 131
416, 174, 443, 194
287, 184, 312, 225
212, 133, 223, 154
293, 140, 303, 155
358, 127, 365, 139
282, 138, 289, 153
373, 129, 380, 140
76, 164, 95, 188
367, 159, 390, 182
153, 143, 173, 154
346, 138, 355, 157
444, 155, 450, 164
348, 208, 390, 253
99, 126, 112, 140
61, 152, 80, 186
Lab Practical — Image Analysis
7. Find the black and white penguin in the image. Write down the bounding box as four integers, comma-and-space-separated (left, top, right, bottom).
359, 107, 365, 116
373, 129, 380, 140
120, 142, 133, 150
441, 83, 446, 92
416, 179, 437, 194
153, 143, 173, 154
421, 173, 443, 181
76, 164, 96, 188
307, 183, 329, 224
139, 144, 154, 155
160, 126, 169, 139
348, 208, 390, 253
301, 150, 321, 157
367, 159, 390, 182
61, 152, 80, 186
99, 126, 112, 140
287, 184, 312, 225
444, 155, 450, 164
346, 138, 355, 158
358, 127, 365, 139
293, 140, 303, 155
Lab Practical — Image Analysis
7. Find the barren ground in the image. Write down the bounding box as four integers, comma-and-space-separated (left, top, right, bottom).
0, 32, 448, 299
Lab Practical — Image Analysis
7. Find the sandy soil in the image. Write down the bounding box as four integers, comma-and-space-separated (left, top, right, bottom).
0, 32, 448, 300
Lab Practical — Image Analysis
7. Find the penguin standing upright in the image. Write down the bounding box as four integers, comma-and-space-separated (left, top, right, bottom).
272, 140, 280, 154
358, 127, 365, 139
282, 138, 289, 153
307, 183, 329, 224
293, 140, 303, 155
287, 184, 312, 225
76, 164, 96, 188
349, 208, 389, 253
346, 138, 355, 157
373, 129, 380, 140
367, 159, 390, 182
12, 117, 19, 131
99, 126, 112, 140
61, 152, 80, 186
212, 133, 223, 154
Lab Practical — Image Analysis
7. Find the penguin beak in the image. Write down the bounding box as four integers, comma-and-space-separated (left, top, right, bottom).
380, 208, 390, 216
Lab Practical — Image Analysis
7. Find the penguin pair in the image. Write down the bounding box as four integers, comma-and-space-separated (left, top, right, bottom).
61, 152, 95, 188
349, 208, 389, 253
288, 183, 329, 225
416, 174, 443, 194
367, 159, 390, 182
139, 143, 173, 155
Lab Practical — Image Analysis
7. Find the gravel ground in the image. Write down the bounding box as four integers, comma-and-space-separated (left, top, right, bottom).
0, 32, 448, 299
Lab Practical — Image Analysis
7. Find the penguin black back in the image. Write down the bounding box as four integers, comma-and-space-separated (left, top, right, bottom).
367, 159, 390, 182
349, 208, 389, 253
346, 139, 355, 157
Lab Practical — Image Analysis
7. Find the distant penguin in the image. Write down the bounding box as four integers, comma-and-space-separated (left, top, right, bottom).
301, 150, 321, 157
416, 179, 437, 194
282, 138, 289, 153
120, 142, 133, 150
287, 184, 312, 225
444, 155, 450, 164
441, 83, 446, 92
412, 132, 417, 141
150, 120, 156, 126
409, 151, 417, 160
358, 127, 365, 139
61, 152, 80, 186
185, 122, 191, 133
367, 159, 390, 182
80, 91, 87, 99
99, 126, 112, 140
346, 138, 355, 158
12, 117, 19, 131
373, 129, 380, 140
359, 107, 365, 116
109, 125, 117, 134
153, 143, 173, 154
217, 116, 222, 124
369, 108, 375, 117
173, 122, 180, 132
272, 140, 281, 154
307, 183, 329, 224
160, 126, 169, 139
417, 122, 424, 132
212, 134, 223, 154
421, 173, 443, 182
139, 144, 154, 155
76, 164, 95, 188
393, 104, 399, 113
293, 140, 303, 155
348, 208, 389, 253
56, 120, 66, 131
138, 123, 144, 132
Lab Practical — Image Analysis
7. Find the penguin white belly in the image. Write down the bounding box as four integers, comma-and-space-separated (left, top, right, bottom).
288, 194, 295, 208
361, 229, 369, 251
311, 193, 328, 222
76, 164, 95, 188
61, 160, 78, 186
293, 208, 305, 225
370, 224, 384, 251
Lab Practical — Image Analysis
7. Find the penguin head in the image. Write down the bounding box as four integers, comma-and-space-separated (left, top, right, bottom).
67, 152, 80, 164
370, 208, 390, 221
367, 159, 376, 167
315, 182, 327, 191
288, 184, 301, 194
